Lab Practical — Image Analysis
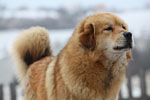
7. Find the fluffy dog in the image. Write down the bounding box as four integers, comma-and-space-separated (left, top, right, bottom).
12, 13, 133, 100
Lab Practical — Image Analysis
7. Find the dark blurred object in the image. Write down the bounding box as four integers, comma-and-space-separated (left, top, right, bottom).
0, 84, 3, 100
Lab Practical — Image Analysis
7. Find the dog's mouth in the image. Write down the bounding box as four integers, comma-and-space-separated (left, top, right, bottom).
114, 42, 133, 50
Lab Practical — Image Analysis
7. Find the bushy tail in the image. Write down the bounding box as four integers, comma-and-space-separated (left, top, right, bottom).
11, 26, 52, 85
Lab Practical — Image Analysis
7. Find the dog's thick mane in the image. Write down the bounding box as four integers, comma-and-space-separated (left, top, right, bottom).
56, 33, 128, 99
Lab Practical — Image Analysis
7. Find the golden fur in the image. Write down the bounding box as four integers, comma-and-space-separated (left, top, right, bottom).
12, 13, 133, 100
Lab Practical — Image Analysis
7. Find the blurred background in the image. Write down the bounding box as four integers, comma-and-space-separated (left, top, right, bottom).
0, 0, 150, 100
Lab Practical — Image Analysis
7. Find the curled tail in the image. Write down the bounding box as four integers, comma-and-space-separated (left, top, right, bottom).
12, 26, 52, 85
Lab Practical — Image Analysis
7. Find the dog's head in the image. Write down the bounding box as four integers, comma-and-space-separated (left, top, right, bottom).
78, 13, 133, 60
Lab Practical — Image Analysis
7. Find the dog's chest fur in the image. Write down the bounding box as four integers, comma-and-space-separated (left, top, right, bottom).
46, 49, 128, 100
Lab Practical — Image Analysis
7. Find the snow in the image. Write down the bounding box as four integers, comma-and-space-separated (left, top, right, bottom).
131, 75, 141, 97
0, 29, 73, 57
3, 10, 60, 19
3, 85, 11, 100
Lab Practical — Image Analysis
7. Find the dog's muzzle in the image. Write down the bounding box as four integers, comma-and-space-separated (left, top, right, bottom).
114, 32, 133, 50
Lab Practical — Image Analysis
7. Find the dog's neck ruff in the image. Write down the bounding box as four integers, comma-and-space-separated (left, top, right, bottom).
57, 44, 128, 100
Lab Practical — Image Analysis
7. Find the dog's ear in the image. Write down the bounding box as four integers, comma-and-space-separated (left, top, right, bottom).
79, 23, 96, 50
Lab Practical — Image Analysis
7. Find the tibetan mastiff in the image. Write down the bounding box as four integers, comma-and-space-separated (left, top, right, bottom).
12, 13, 133, 100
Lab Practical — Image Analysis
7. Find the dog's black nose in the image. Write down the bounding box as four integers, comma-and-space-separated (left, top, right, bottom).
123, 32, 132, 41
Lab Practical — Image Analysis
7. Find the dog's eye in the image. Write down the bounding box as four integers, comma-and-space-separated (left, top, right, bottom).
122, 25, 126, 30
104, 27, 113, 31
